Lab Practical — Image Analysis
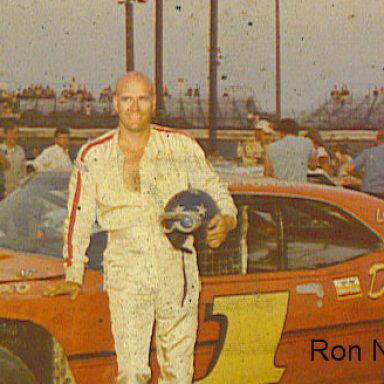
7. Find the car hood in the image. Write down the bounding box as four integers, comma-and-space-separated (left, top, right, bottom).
0, 248, 64, 283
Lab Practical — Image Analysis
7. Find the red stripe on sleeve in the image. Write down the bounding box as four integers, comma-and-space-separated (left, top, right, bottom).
153, 126, 196, 142
66, 171, 82, 267
80, 133, 114, 162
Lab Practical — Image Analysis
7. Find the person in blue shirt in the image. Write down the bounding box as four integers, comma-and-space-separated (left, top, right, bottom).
264, 118, 316, 182
346, 130, 384, 199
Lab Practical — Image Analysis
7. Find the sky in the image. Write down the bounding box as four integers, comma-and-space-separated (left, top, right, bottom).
1, 0, 384, 115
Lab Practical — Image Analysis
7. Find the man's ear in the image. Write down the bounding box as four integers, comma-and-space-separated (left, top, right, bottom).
113, 94, 118, 114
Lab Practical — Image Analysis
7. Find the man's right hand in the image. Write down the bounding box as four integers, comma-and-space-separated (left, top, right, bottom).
43, 281, 82, 300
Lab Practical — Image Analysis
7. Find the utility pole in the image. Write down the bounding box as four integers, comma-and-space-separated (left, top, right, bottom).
275, 0, 282, 121
117, 1, 147, 72
155, 0, 165, 118
208, 0, 219, 156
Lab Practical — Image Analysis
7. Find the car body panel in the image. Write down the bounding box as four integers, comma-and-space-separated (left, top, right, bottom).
0, 251, 64, 282
1, 172, 384, 383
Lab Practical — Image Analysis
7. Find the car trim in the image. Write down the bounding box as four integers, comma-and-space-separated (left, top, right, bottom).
68, 350, 116, 361
67, 339, 218, 361
283, 316, 384, 337
232, 190, 384, 242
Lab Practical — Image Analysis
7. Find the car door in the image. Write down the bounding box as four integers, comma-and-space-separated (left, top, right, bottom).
193, 193, 384, 384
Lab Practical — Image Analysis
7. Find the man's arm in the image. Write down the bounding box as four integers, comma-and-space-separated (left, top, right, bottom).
44, 151, 97, 298
187, 140, 237, 248
264, 156, 274, 177
308, 153, 317, 170
0, 153, 10, 170
33, 148, 51, 172
344, 161, 363, 178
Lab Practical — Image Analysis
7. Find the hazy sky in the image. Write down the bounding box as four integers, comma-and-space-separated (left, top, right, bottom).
1, 0, 384, 115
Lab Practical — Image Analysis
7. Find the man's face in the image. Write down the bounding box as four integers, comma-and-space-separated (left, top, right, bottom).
113, 76, 155, 133
254, 130, 262, 141
5, 128, 18, 146
260, 131, 272, 145
55, 134, 70, 150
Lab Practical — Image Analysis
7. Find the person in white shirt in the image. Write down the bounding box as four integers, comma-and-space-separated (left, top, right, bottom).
0, 125, 27, 197
33, 127, 72, 172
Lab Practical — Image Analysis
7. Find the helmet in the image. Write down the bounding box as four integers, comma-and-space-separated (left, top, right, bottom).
160, 189, 219, 250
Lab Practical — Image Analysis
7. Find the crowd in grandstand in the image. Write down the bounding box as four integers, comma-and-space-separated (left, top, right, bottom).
59, 84, 93, 102
18, 85, 56, 99
99, 85, 113, 102
330, 84, 350, 105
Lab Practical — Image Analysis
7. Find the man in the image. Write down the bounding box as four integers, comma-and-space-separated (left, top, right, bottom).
264, 118, 316, 181
345, 130, 384, 199
241, 120, 274, 166
33, 127, 72, 171
0, 151, 9, 200
45, 72, 237, 384
0, 125, 26, 197
305, 128, 333, 176
330, 143, 352, 176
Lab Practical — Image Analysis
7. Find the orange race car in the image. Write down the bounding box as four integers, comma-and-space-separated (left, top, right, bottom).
0, 171, 384, 384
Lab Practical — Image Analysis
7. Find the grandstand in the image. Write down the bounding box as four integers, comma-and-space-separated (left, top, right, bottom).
301, 87, 384, 130
0, 89, 271, 130
2, 82, 384, 131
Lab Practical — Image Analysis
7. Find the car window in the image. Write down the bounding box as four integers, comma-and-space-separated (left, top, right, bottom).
239, 195, 383, 272
281, 198, 382, 269
246, 203, 280, 272
0, 174, 105, 271
196, 198, 280, 276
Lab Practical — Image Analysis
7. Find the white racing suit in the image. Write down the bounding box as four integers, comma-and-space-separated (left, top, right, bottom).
63, 125, 237, 384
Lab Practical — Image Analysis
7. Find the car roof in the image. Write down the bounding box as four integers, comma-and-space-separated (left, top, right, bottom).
31, 170, 384, 236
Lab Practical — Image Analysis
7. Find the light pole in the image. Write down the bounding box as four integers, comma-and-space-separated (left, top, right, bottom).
155, 0, 165, 118
208, 0, 219, 156
275, 0, 282, 121
117, 1, 147, 72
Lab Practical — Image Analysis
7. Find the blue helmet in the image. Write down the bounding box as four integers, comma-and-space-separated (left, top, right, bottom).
160, 189, 219, 250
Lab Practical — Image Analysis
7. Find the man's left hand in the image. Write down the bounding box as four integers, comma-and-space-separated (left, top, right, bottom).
206, 214, 236, 248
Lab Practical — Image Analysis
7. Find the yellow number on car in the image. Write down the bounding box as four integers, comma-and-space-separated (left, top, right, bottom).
198, 292, 289, 384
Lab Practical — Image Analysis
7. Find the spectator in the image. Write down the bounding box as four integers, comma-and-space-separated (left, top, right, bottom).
340, 84, 350, 105
99, 85, 113, 102
242, 120, 275, 166
33, 127, 72, 172
85, 103, 92, 117
330, 85, 340, 102
264, 118, 316, 182
163, 85, 171, 98
345, 130, 384, 199
305, 128, 333, 176
0, 125, 26, 197
330, 143, 352, 176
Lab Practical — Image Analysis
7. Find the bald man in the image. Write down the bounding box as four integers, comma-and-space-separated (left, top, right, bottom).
45, 72, 237, 384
